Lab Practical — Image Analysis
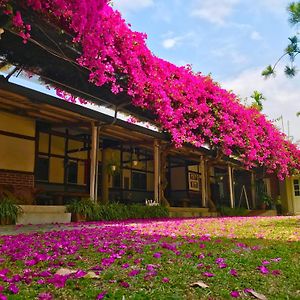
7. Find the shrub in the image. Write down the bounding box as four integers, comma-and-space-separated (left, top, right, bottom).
67, 198, 99, 221
96, 203, 169, 221
218, 206, 248, 217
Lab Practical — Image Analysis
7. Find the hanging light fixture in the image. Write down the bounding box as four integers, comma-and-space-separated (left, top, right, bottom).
132, 148, 139, 166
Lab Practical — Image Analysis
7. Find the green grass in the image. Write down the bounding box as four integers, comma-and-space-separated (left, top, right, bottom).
0, 216, 299, 299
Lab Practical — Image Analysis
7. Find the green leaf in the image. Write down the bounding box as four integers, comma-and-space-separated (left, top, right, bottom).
284, 65, 297, 77
262, 65, 274, 77
288, 2, 300, 25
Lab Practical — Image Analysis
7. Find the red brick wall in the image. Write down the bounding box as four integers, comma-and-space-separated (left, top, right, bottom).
0, 170, 34, 188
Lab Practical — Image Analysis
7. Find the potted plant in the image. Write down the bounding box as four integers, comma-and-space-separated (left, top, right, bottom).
259, 193, 273, 210
0, 197, 23, 225
67, 198, 98, 222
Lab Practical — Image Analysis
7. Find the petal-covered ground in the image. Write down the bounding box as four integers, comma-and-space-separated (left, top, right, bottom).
0, 216, 299, 299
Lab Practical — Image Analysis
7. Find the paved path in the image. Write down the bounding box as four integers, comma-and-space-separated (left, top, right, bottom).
0, 223, 97, 236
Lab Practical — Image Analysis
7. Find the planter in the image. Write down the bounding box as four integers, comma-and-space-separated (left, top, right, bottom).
0, 217, 13, 225
71, 213, 86, 222
259, 203, 267, 210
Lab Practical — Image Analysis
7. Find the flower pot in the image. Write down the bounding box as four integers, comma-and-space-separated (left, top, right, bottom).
71, 213, 86, 222
259, 203, 266, 210
0, 217, 13, 225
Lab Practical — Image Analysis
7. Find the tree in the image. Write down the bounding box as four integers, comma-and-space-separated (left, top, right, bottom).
262, 2, 300, 116
250, 90, 266, 111
262, 2, 300, 78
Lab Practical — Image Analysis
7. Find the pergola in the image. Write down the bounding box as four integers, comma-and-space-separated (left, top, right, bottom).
0, 4, 256, 208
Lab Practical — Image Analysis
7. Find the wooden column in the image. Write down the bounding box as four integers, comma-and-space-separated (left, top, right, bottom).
90, 122, 98, 201
200, 157, 206, 207
90, 124, 100, 202
101, 146, 109, 204
251, 172, 256, 209
154, 139, 160, 203
228, 165, 234, 208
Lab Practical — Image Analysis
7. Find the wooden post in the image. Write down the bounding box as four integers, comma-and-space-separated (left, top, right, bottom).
101, 146, 109, 204
154, 139, 160, 203
200, 157, 206, 207
90, 122, 97, 201
251, 172, 256, 209
94, 127, 100, 202
228, 165, 234, 208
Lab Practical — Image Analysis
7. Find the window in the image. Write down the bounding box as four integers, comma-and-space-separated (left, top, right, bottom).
68, 161, 78, 184
36, 156, 49, 181
293, 179, 300, 197
132, 171, 147, 190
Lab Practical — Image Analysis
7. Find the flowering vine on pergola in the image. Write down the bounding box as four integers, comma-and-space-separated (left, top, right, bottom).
0, 0, 299, 180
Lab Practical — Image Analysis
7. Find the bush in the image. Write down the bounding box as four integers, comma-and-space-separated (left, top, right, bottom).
67, 198, 99, 221
218, 206, 248, 217
0, 197, 23, 225
96, 203, 169, 221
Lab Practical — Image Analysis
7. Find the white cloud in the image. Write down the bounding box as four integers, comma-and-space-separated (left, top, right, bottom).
162, 38, 179, 49
212, 43, 248, 65
250, 31, 263, 40
191, 0, 240, 25
112, 0, 154, 13
222, 67, 300, 142
161, 32, 197, 50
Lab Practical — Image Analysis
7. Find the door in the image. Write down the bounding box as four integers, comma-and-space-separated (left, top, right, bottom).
292, 177, 300, 213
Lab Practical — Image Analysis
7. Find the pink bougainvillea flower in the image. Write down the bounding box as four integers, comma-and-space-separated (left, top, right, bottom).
0, 294, 7, 300
153, 252, 162, 258
38, 292, 53, 300
230, 290, 240, 298
73, 269, 87, 279
162, 277, 170, 283
215, 258, 225, 264
272, 270, 281, 276
203, 272, 215, 277
96, 291, 108, 299
128, 269, 140, 277
218, 263, 228, 269
262, 260, 270, 265
271, 258, 282, 262
230, 269, 238, 277
47, 275, 68, 288
9, 284, 19, 294
257, 265, 269, 274
120, 281, 130, 288
122, 263, 130, 269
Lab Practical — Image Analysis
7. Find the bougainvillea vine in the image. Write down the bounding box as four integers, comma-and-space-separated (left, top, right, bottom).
0, 0, 299, 179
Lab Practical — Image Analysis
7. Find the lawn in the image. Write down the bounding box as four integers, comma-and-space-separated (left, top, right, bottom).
0, 216, 299, 299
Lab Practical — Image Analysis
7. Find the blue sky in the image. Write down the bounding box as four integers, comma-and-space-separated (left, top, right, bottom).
113, 0, 300, 142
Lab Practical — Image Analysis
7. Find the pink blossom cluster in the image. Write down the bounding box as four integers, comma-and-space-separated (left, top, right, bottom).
1, 0, 299, 179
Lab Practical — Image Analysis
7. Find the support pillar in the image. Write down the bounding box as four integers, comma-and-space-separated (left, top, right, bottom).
200, 157, 207, 207
228, 165, 234, 208
154, 139, 160, 203
90, 123, 99, 201
251, 172, 256, 209
101, 147, 109, 204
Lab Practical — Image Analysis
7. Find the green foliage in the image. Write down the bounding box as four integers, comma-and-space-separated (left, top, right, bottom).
218, 206, 248, 216
0, 197, 22, 224
68, 201, 169, 221
250, 90, 266, 111
97, 203, 169, 221
263, 2, 300, 78
67, 198, 99, 221
288, 2, 300, 25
